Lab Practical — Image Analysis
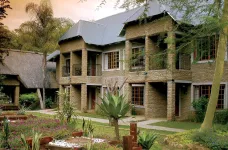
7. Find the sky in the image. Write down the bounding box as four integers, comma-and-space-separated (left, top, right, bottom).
2, 0, 124, 30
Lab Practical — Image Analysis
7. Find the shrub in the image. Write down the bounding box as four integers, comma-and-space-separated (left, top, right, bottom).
138, 132, 157, 150
45, 97, 53, 109
192, 97, 208, 122
192, 130, 228, 150
19, 93, 38, 108
214, 109, 228, 125
17, 106, 27, 115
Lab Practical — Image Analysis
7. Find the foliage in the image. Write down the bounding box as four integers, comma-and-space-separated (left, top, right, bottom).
98, 92, 130, 140
21, 130, 42, 150
131, 104, 137, 115
19, 93, 38, 108
1, 117, 10, 149
214, 109, 228, 125
56, 91, 76, 123
8, 117, 74, 148
17, 106, 27, 115
138, 132, 157, 150
82, 118, 95, 137
192, 130, 228, 150
192, 97, 208, 122
0, 0, 11, 23
45, 97, 54, 108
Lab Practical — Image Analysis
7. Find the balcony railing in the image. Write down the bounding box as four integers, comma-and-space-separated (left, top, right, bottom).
72, 64, 82, 76
177, 54, 191, 70
87, 64, 102, 76
62, 66, 70, 77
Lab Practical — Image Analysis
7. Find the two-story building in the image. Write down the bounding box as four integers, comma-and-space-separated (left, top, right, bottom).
51, 0, 228, 120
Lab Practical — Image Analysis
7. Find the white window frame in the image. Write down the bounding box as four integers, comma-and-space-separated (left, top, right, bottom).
102, 50, 120, 71
131, 84, 145, 108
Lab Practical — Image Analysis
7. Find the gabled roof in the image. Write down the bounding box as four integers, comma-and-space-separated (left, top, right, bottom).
47, 50, 60, 61
59, 0, 181, 46
1, 49, 58, 89
0, 63, 17, 75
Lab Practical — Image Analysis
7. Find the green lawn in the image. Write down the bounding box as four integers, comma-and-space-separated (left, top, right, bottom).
150, 121, 201, 130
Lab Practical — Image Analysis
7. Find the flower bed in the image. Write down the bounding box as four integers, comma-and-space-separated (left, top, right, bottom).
0, 117, 76, 149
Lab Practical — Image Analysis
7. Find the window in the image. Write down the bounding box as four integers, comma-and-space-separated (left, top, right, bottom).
194, 85, 225, 109
131, 47, 145, 68
104, 51, 119, 70
194, 35, 218, 61
66, 58, 70, 75
132, 85, 144, 106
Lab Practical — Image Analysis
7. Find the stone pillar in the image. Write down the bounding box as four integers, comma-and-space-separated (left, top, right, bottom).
144, 82, 150, 118
167, 31, 176, 71
82, 49, 88, 77
71, 85, 81, 111
14, 86, 20, 106
58, 85, 64, 110
125, 40, 132, 73
145, 36, 152, 72
124, 83, 132, 116
167, 81, 175, 120
81, 84, 87, 112
70, 51, 73, 77
59, 53, 64, 78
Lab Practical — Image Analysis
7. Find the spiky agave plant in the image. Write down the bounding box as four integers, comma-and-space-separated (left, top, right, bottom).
138, 132, 157, 150
98, 92, 130, 140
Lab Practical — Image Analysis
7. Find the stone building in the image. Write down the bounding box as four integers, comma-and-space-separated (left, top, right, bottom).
52, 0, 228, 120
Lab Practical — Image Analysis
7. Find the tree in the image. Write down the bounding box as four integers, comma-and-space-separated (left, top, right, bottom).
20, 0, 73, 109
98, 92, 130, 140
95, 0, 228, 130
0, 0, 11, 24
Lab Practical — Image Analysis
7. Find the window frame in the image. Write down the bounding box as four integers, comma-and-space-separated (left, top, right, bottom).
193, 84, 226, 109
131, 46, 145, 70
131, 84, 145, 107
103, 50, 120, 71
194, 35, 218, 62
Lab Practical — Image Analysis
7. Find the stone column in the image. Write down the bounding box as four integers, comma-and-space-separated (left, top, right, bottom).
59, 53, 64, 78
167, 31, 176, 71
144, 82, 150, 118
82, 49, 88, 77
145, 36, 152, 72
125, 40, 132, 74
14, 86, 20, 106
58, 85, 64, 110
81, 84, 87, 112
167, 81, 176, 120
124, 83, 132, 116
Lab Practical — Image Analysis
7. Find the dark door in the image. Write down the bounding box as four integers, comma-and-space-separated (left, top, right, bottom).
175, 86, 180, 116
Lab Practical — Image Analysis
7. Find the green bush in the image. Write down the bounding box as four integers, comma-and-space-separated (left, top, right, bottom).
192, 130, 228, 150
45, 97, 53, 108
214, 109, 228, 125
19, 93, 38, 108
192, 97, 208, 122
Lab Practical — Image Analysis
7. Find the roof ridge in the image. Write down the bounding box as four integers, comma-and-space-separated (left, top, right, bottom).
95, 6, 140, 22
2, 49, 44, 55
125, 5, 144, 23
79, 19, 106, 27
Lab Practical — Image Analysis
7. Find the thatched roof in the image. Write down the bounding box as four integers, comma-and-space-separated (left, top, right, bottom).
0, 49, 58, 89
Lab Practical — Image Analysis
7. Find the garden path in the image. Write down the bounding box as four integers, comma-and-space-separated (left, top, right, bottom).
29, 109, 185, 132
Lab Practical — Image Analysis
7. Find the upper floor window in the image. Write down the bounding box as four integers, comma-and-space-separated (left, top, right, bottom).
104, 51, 119, 70
194, 35, 218, 61
131, 47, 145, 69
194, 84, 225, 109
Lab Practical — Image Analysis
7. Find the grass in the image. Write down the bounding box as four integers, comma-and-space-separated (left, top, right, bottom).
150, 121, 201, 130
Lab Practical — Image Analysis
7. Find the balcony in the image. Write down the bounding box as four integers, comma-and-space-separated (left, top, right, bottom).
62, 66, 70, 77
149, 53, 167, 70
72, 64, 82, 76
87, 64, 102, 76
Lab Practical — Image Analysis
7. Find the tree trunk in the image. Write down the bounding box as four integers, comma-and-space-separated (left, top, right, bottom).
42, 53, 47, 109
113, 118, 120, 141
37, 89, 44, 109
201, 0, 228, 130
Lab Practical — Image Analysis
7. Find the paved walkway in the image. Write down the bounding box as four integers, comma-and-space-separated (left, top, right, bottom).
29, 109, 185, 132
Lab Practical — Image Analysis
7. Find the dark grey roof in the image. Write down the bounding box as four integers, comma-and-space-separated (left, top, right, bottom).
59, 6, 142, 45
47, 50, 60, 61
59, 0, 183, 46
2, 50, 58, 89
